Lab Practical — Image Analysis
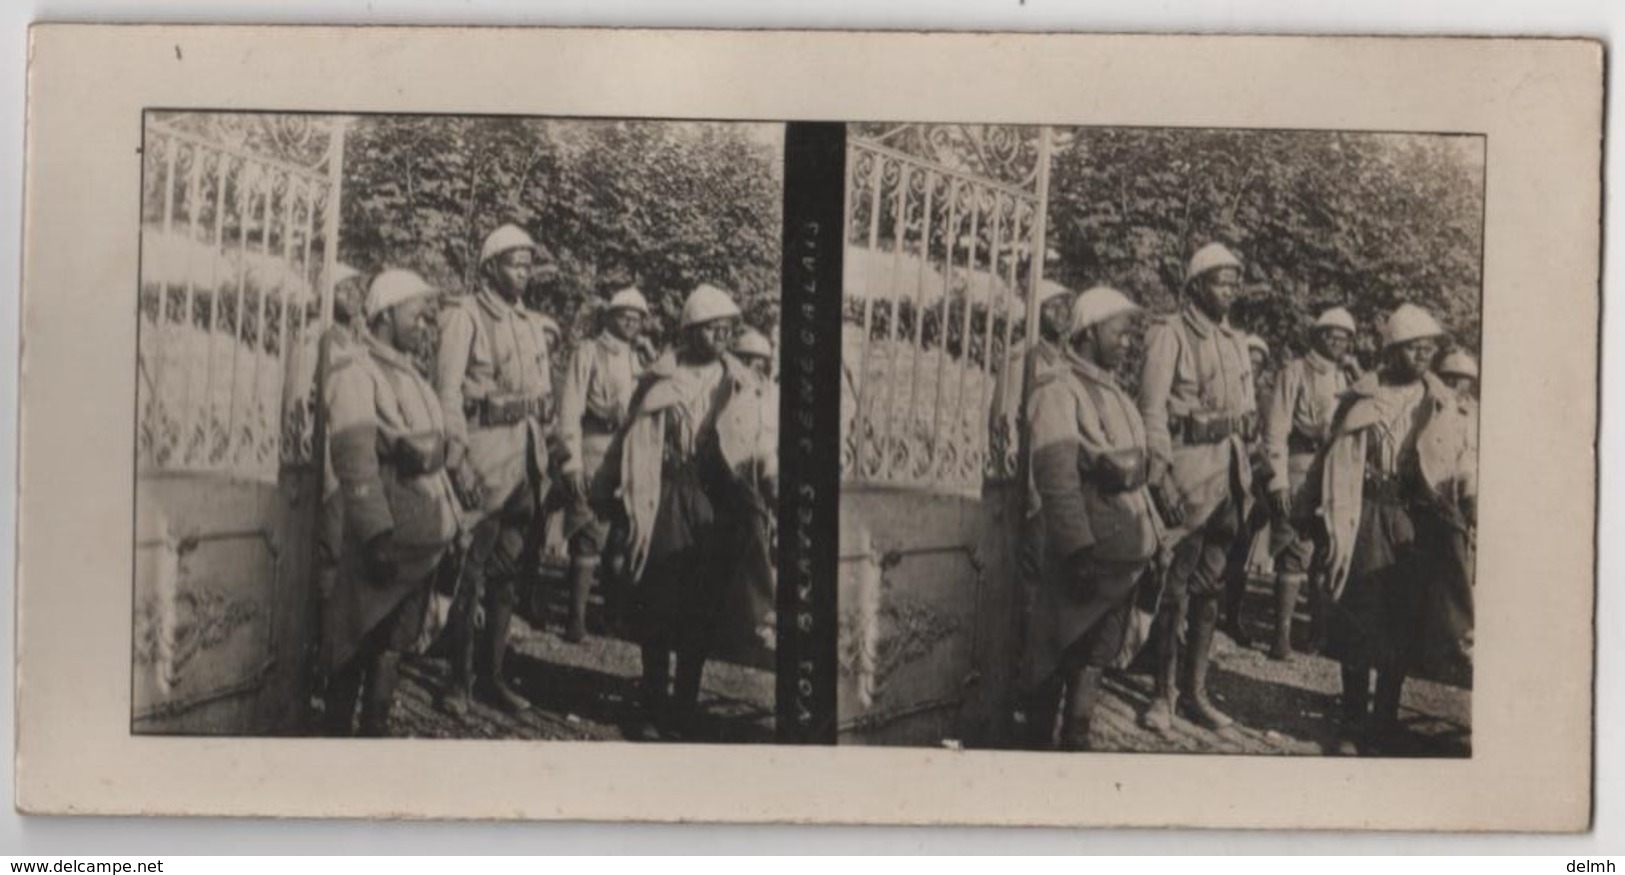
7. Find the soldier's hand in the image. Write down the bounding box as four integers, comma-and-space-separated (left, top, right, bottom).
451, 461, 485, 510
1149, 480, 1186, 528
1270, 489, 1292, 521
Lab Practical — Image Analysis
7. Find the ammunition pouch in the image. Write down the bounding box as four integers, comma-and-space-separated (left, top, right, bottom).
1173, 409, 1257, 445
391, 432, 448, 477
1086, 446, 1149, 495
580, 408, 624, 435
467, 392, 548, 428
1363, 474, 1410, 505
1287, 430, 1326, 456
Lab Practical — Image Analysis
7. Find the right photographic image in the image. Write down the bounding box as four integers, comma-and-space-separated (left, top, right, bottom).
836, 123, 1482, 758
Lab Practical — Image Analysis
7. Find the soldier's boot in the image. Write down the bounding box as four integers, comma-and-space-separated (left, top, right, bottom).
669, 648, 707, 741
1141, 612, 1179, 734
1336, 662, 1372, 756
437, 564, 480, 720
1058, 666, 1105, 752
1182, 598, 1236, 730
1024, 678, 1063, 751
563, 557, 597, 644
358, 651, 403, 738
438, 626, 474, 720
1371, 663, 1408, 751
322, 662, 364, 737
483, 601, 533, 714
1269, 573, 1306, 662
1304, 574, 1329, 656
636, 644, 671, 741
603, 563, 627, 638
1220, 564, 1253, 649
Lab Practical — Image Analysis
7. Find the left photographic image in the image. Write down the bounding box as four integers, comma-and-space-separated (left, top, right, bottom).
132, 111, 783, 743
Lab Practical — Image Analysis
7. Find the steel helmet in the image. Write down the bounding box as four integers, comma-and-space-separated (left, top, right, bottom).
1383, 303, 1446, 348
479, 223, 536, 265
1244, 334, 1270, 358
680, 283, 742, 329
1186, 242, 1243, 284
607, 286, 650, 315
364, 268, 437, 320
1035, 278, 1074, 309
1437, 349, 1479, 380
331, 263, 363, 288
1069, 285, 1141, 338
1314, 306, 1357, 335
733, 327, 773, 360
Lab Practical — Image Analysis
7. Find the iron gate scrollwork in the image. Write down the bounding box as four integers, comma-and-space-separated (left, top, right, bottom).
841, 123, 1051, 496
137, 112, 346, 481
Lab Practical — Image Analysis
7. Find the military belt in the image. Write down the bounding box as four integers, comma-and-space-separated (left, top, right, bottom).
467, 393, 549, 427
1363, 474, 1410, 504
1172, 410, 1257, 446
1287, 431, 1326, 456
580, 409, 623, 435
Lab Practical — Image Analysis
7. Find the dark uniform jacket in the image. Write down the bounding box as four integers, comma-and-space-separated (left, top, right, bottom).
321, 334, 462, 671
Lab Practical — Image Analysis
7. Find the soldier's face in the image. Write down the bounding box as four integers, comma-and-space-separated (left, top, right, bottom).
1194, 268, 1241, 320
1040, 296, 1072, 340
1249, 349, 1268, 373
1092, 312, 1136, 369
689, 318, 736, 362
390, 296, 436, 356
743, 355, 772, 380
1389, 337, 1439, 381
608, 309, 644, 342
334, 277, 366, 324
1315, 327, 1352, 361
1444, 375, 1477, 396
487, 249, 533, 299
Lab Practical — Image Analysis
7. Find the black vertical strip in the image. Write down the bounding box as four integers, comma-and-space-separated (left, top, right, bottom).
776, 122, 845, 745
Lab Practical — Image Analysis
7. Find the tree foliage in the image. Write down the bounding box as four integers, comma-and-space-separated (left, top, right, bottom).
338, 116, 784, 353
1045, 128, 1484, 368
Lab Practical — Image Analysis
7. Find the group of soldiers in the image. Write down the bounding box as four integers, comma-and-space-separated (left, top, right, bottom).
314, 223, 778, 741
1018, 242, 1478, 755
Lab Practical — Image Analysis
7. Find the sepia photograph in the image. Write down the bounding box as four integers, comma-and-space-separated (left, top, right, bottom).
837, 123, 1482, 758
133, 111, 783, 743
14, 26, 1597, 829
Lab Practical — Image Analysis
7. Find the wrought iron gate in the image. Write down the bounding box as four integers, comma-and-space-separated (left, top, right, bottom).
838, 123, 1052, 745
841, 123, 1051, 496
133, 112, 345, 733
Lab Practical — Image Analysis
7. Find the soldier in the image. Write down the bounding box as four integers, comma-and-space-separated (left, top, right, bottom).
320, 269, 463, 737
1245, 334, 1271, 387
1137, 242, 1258, 733
1024, 286, 1164, 751
1319, 304, 1476, 754
320, 264, 368, 359
557, 286, 650, 643
1262, 307, 1358, 661
732, 328, 775, 382
1437, 349, 1479, 399
593, 283, 776, 740
990, 280, 1075, 731
728, 325, 781, 661
432, 223, 556, 716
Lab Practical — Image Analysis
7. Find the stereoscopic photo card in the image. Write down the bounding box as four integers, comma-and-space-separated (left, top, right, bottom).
15, 26, 1601, 830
